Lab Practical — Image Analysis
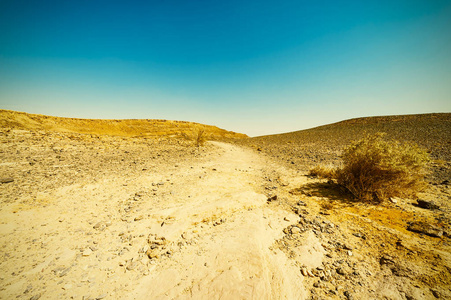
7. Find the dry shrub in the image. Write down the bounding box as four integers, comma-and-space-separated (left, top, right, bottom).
336, 133, 429, 203
309, 165, 337, 179
194, 127, 206, 147
180, 126, 207, 147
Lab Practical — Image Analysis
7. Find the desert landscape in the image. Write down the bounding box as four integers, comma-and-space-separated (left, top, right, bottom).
0, 110, 450, 299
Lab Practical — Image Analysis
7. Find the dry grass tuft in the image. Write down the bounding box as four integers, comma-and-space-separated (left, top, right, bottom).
335, 133, 430, 203
309, 165, 337, 179
194, 127, 207, 147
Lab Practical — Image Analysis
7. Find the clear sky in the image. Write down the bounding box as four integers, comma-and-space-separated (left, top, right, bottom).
1, 0, 450, 136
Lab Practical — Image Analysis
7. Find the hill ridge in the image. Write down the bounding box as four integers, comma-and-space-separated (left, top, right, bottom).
0, 109, 247, 140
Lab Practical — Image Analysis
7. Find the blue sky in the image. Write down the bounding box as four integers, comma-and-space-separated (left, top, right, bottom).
1, 0, 450, 136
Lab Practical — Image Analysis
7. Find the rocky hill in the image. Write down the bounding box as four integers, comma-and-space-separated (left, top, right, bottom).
238, 113, 451, 183
0, 109, 247, 140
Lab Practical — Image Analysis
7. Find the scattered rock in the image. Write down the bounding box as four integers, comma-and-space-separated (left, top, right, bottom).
389, 197, 398, 204
146, 249, 160, 259
344, 291, 353, 300
407, 221, 443, 237
431, 289, 441, 298
24, 284, 33, 294
336, 268, 346, 275
126, 260, 138, 271
82, 248, 93, 256
416, 199, 440, 210
343, 244, 353, 250
213, 218, 224, 226
380, 255, 396, 265
134, 215, 144, 221
30, 294, 41, 300
267, 195, 278, 202
291, 227, 301, 234
93, 222, 107, 231
0, 177, 14, 184
181, 232, 192, 240
59, 267, 71, 277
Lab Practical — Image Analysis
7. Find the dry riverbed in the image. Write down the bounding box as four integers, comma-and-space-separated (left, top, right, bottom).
1, 129, 450, 299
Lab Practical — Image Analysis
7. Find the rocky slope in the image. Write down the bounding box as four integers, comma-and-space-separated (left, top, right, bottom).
237, 113, 451, 183
0, 110, 247, 140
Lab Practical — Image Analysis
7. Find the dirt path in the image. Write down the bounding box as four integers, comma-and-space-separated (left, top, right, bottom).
1, 141, 308, 300
3, 130, 451, 300
129, 142, 306, 299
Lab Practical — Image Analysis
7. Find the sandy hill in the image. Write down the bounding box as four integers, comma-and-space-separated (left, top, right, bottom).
0, 109, 247, 140
239, 113, 451, 182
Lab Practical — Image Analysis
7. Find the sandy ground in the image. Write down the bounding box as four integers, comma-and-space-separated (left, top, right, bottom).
0, 136, 310, 300
1, 129, 450, 300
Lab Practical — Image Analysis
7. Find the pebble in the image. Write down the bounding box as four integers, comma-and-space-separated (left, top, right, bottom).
93, 222, 107, 231
0, 177, 14, 184
344, 291, 353, 299
126, 261, 138, 271
291, 227, 301, 234
336, 268, 346, 275
59, 267, 71, 277
267, 195, 278, 202
83, 248, 93, 256
30, 294, 41, 300
416, 199, 440, 210
181, 232, 192, 240
24, 284, 33, 294
431, 289, 441, 298
343, 244, 353, 250
408, 221, 443, 237
389, 197, 398, 204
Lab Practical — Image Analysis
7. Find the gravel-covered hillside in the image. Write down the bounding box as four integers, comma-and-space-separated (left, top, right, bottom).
237, 113, 451, 183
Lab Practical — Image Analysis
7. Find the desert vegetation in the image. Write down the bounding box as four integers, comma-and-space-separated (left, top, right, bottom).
180, 126, 208, 147
310, 133, 430, 203
237, 113, 450, 184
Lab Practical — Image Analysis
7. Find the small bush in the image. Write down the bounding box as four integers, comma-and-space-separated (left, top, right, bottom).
180, 126, 207, 147
335, 133, 429, 203
194, 127, 206, 147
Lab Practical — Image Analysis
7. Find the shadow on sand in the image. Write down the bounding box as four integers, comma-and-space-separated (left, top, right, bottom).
290, 181, 355, 208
